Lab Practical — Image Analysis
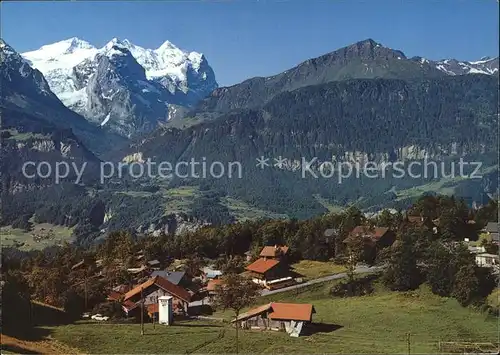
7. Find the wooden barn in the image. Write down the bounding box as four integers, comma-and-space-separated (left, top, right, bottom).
231, 302, 315, 337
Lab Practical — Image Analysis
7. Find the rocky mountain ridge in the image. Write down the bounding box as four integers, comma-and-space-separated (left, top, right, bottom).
193, 39, 498, 116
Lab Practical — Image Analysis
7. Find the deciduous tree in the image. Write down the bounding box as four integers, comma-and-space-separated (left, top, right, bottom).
213, 273, 259, 354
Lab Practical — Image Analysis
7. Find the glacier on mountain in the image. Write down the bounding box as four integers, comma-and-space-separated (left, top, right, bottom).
21, 37, 218, 135
415, 56, 499, 76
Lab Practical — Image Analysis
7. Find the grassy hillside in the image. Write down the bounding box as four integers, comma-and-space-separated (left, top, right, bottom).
43, 283, 497, 354
0, 223, 73, 250
291, 260, 346, 280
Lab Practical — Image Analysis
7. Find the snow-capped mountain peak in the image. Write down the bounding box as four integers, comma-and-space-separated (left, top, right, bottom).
0, 38, 17, 56
411, 55, 499, 76
0, 39, 31, 67
35, 37, 95, 56
102, 37, 131, 51
157, 40, 177, 51
20, 37, 218, 136
100, 39, 132, 59
0, 38, 57, 99
435, 57, 498, 76
23, 37, 98, 71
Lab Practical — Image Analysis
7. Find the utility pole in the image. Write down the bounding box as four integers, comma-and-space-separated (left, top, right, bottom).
235, 317, 239, 355
84, 273, 88, 311
406, 332, 411, 355
28, 295, 33, 326
140, 286, 144, 335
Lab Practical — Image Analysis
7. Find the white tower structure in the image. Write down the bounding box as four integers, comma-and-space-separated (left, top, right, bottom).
158, 295, 173, 325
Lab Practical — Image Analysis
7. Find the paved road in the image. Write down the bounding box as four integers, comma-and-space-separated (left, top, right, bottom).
261, 265, 383, 296
189, 265, 383, 307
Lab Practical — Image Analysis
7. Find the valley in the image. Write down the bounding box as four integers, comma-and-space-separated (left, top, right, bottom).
1, 36, 499, 246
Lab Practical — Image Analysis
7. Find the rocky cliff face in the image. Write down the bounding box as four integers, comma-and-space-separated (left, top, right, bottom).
136, 213, 209, 237
1, 38, 125, 156
115, 73, 497, 218
83, 42, 173, 137
1, 130, 100, 194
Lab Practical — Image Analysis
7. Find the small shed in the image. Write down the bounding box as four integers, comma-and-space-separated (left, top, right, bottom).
201, 267, 223, 281
232, 302, 315, 337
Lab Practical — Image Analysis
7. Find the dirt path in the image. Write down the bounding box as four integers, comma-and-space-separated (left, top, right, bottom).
1, 334, 83, 354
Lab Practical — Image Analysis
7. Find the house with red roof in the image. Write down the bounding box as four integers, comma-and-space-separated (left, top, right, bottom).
246, 246, 294, 289
231, 302, 316, 337
206, 278, 224, 297
259, 245, 289, 260
118, 275, 192, 318
344, 225, 396, 248
406, 215, 438, 234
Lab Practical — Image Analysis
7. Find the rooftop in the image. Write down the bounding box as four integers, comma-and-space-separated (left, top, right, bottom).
232, 302, 315, 323
485, 222, 498, 233
207, 279, 224, 292
269, 302, 316, 321
245, 258, 280, 274
349, 226, 390, 241
107, 291, 123, 302
260, 245, 289, 258
150, 270, 186, 285
123, 276, 191, 303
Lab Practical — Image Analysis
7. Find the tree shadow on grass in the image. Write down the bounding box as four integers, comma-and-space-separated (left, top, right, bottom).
302, 322, 343, 336
171, 323, 224, 328
188, 304, 214, 316
0, 344, 41, 354
142, 323, 224, 336
2, 325, 52, 342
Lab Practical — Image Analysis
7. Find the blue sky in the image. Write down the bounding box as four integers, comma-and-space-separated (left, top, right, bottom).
1, 0, 498, 86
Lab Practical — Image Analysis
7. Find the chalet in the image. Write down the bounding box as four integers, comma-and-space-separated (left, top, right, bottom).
107, 285, 134, 302
483, 222, 499, 244
475, 253, 499, 268
245, 258, 293, 289
206, 279, 224, 297
232, 302, 316, 337
345, 226, 396, 248
147, 260, 161, 270
120, 276, 192, 317
107, 291, 122, 302
150, 270, 188, 287
259, 245, 289, 260
201, 266, 223, 282
406, 215, 438, 234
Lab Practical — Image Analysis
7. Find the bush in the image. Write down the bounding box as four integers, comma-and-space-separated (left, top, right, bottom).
330, 275, 377, 297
